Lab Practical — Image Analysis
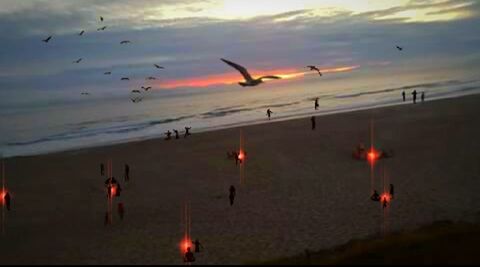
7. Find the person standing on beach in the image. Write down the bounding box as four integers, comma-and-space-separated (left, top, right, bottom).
314, 98, 319, 110
100, 163, 105, 176
124, 164, 130, 182
229, 185, 236, 206
402, 91, 406, 102
412, 90, 418, 104
165, 130, 172, 140
184, 127, 191, 138
421, 92, 425, 103
4, 191, 11, 211
184, 247, 195, 262
266, 109, 273, 120
382, 196, 388, 209
173, 129, 180, 139
311, 116, 316, 130
192, 239, 203, 253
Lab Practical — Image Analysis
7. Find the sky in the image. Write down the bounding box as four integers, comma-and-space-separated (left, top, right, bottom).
0, 0, 479, 112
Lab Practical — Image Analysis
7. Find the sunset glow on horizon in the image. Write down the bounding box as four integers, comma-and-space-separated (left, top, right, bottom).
158, 65, 360, 89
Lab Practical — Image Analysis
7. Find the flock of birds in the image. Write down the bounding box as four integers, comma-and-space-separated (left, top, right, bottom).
41, 16, 405, 103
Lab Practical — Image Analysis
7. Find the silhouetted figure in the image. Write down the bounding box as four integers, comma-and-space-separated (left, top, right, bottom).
233, 151, 239, 166
193, 239, 203, 253
382, 196, 388, 209
118, 202, 124, 220
311, 116, 316, 130
107, 184, 113, 199
370, 190, 380, 201
390, 184, 394, 199
184, 247, 195, 263
402, 91, 406, 102
412, 90, 417, 104
4, 192, 11, 211
165, 130, 172, 140
266, 109, 273, 120
125, 164, 130, 182
314, 98, 319, 110
116, 183, 122, 197
100, 163, 105, 176
104, 176, 118, 186
184, 127, 192, 138
229, 185, 236, 206
173, 129, 179, 139
421, 92, 425, 103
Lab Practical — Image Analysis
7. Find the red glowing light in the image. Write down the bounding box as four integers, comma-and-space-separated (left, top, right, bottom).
238, 151, 245, 160
381, 193, 391, 203
367, 149, 378, 163
180, 238, 191, 253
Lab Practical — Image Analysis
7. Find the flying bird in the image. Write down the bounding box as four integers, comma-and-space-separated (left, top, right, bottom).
97, 26, 107, 31
78, 30, 85, 36
142, 86, 152, 91
104, 71, 111, 75
81, 92, 90, 95
131, 96, 143, 103
121, 77, 130, 80
100, 16, 104, 22
120, 40, 131, 44
131, 90, 141, 93
396, 46, 403, 51
146, 77, 157, 80
154, 64, 164, 69
42, 36, 52, 43
220, 58, 281, 87
306, 65, 322, 76
73, 58, 83, 64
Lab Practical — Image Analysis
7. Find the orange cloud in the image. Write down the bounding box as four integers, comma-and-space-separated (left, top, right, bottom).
158, 64, 359, 89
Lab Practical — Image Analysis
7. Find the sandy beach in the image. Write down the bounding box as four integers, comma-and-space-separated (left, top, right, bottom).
1, 94, 480, 264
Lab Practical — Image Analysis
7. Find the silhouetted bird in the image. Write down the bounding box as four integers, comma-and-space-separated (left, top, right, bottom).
131, 90, 141, 93
131, 97, 142, 103
154, 64, 164, 69
221, 58, 281, 87
146, 77, 156, 80
78, 30, 85, 36
81, 92, 90, 95
73, 58, 83, 64
120, 40, 131, 44
121, 77, 130, 81
42, 36, 52, 43
396, 46, 403, 51
104, 71, 111, 75
307, 65, 322, 76
97, 26, 107, 31
141, 86, 152, 91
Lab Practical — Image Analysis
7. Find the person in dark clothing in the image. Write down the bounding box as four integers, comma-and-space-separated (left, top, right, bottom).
165, 130, 172, 140
118, 202, 124, 220
412, 90, 418, 104
124, 164, 130, 182
314, 98, 319, 110
173, 129, 180, 139
105, 176, 118, 186
233, 151, 239, 166
100, 163, 105, 176
421, 92, 425, 103
184, 127, 192, 138
370, 190, 380, 201
266, 109, 273, 120
390, 184, 394, 199
184, 247, 195, 262
192, 239, 203, 253
229, 185, 236, 206
402, 91, 406, 102
311, 116, 316, 130
382, 195, 388, 209
4, 191, 11, 211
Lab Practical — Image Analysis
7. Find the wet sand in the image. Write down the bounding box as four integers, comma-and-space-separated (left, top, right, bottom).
1, 94, 480, 264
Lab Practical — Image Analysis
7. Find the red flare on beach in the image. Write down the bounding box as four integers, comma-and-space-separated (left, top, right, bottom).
181, 238, 192, 253
238, 150, 245, 160
381, 193, 391, 203
367, 148, 378, 164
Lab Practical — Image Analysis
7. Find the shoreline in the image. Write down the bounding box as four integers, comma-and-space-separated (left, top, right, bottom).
4, 90, 479, 160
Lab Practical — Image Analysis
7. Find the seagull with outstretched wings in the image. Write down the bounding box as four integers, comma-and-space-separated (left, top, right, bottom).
220, 58, 281, 87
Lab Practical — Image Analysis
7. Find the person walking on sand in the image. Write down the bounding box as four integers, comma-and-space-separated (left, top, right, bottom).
382, 195, 388, 209
314, 98, 319, 110
402, 91, 406, 102
165, 130, 172, 140
229, 185, 236, 206
100, 163, 105, 176
184, 127, 191, 138
412, 90, 418, 104
266, 109, 273, 120
184, 247, 195, 262
124, 164, 130, 182
192, 239, 203, 253
4, 191, 11, 211
311, 116, 316, 130
390, 184, 394, 199
173, 129, 179, 139
421, 91, 425, 103
118, 202, 124, 220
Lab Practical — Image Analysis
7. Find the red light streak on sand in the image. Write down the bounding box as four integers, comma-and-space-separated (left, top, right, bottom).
158, 65, 360, 89
180, 201, 192, 254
